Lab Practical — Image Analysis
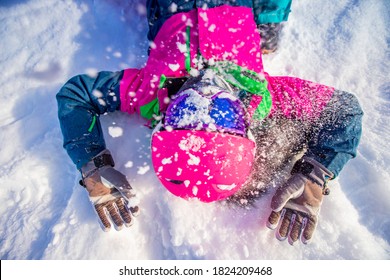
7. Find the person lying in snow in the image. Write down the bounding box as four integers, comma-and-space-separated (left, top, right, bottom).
56, 0, 363, 245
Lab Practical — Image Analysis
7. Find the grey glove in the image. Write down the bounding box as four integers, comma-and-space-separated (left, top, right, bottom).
267, 156, 333, 244
81, 149, 139, 231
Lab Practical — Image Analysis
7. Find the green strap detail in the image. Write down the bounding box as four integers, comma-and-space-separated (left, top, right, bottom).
159, 74, 167, 89
140, 98, 160, 120
185, 26, 191, 74
211, 61, 272, 120
88, 115, 97, 133
253, 85, 272, 120
212, 61, 263, 93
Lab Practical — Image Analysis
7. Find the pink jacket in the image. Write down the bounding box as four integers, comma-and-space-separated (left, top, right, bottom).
119, 5, 334, 121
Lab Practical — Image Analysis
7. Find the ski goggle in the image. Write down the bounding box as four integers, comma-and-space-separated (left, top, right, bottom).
164, 88, 248, 136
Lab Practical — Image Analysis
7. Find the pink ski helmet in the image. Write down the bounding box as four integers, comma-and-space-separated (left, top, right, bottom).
151, 72, 256, 202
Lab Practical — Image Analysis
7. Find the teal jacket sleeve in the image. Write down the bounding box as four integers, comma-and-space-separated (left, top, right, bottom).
253, 0, 292, 24
306, 90, 363, 177
56, 71, 124, 169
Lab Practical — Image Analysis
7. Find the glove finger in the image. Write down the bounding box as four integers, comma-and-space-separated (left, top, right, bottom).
276, 209, 291, 241
115, 198, 133, 227
267, 210, 281, 230
106, 201, 124, 230
94, 204, 112, 232
289, 212, 303, 245
301, 216, 318, 244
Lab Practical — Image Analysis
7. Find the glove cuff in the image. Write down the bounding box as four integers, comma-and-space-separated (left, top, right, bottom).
81, 149, 115, 178
291, 156, 334, 188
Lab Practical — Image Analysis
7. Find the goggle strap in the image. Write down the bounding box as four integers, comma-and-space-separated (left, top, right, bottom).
252, 88, 272, 120
211, 61, 264, 92
211, 61, 272, 120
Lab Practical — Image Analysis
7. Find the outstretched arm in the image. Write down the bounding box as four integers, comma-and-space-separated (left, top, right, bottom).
56, 71, 124, 169
266, 75, 363, 177
265, 75, 363, 244
56, 70, 143, 231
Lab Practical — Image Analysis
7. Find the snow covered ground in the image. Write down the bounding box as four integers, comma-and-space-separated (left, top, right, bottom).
0, 0, 389, 260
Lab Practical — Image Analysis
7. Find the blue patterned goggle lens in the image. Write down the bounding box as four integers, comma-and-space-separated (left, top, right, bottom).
164, 89, 247, 136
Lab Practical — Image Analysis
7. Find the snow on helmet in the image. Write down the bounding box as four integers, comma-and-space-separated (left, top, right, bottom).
151, 71, 256, 202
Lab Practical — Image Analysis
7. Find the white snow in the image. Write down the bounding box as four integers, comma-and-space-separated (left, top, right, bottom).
187, 153, 201, 166
169, 3, 178, 13
0, 0, 389, 262
168, 63, 180, 72
179, 135, 206, 152
162, 157, 173, 165
137, 165, 150, 175
216, 184, 237, 191
124, 161, 133, 168
176, 41, 187, 53
208, 24, 216, 32
108, 126, 123, 138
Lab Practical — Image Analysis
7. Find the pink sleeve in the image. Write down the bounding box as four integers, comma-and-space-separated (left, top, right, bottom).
267, 75, 335, 120
119, 68, 143, 114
